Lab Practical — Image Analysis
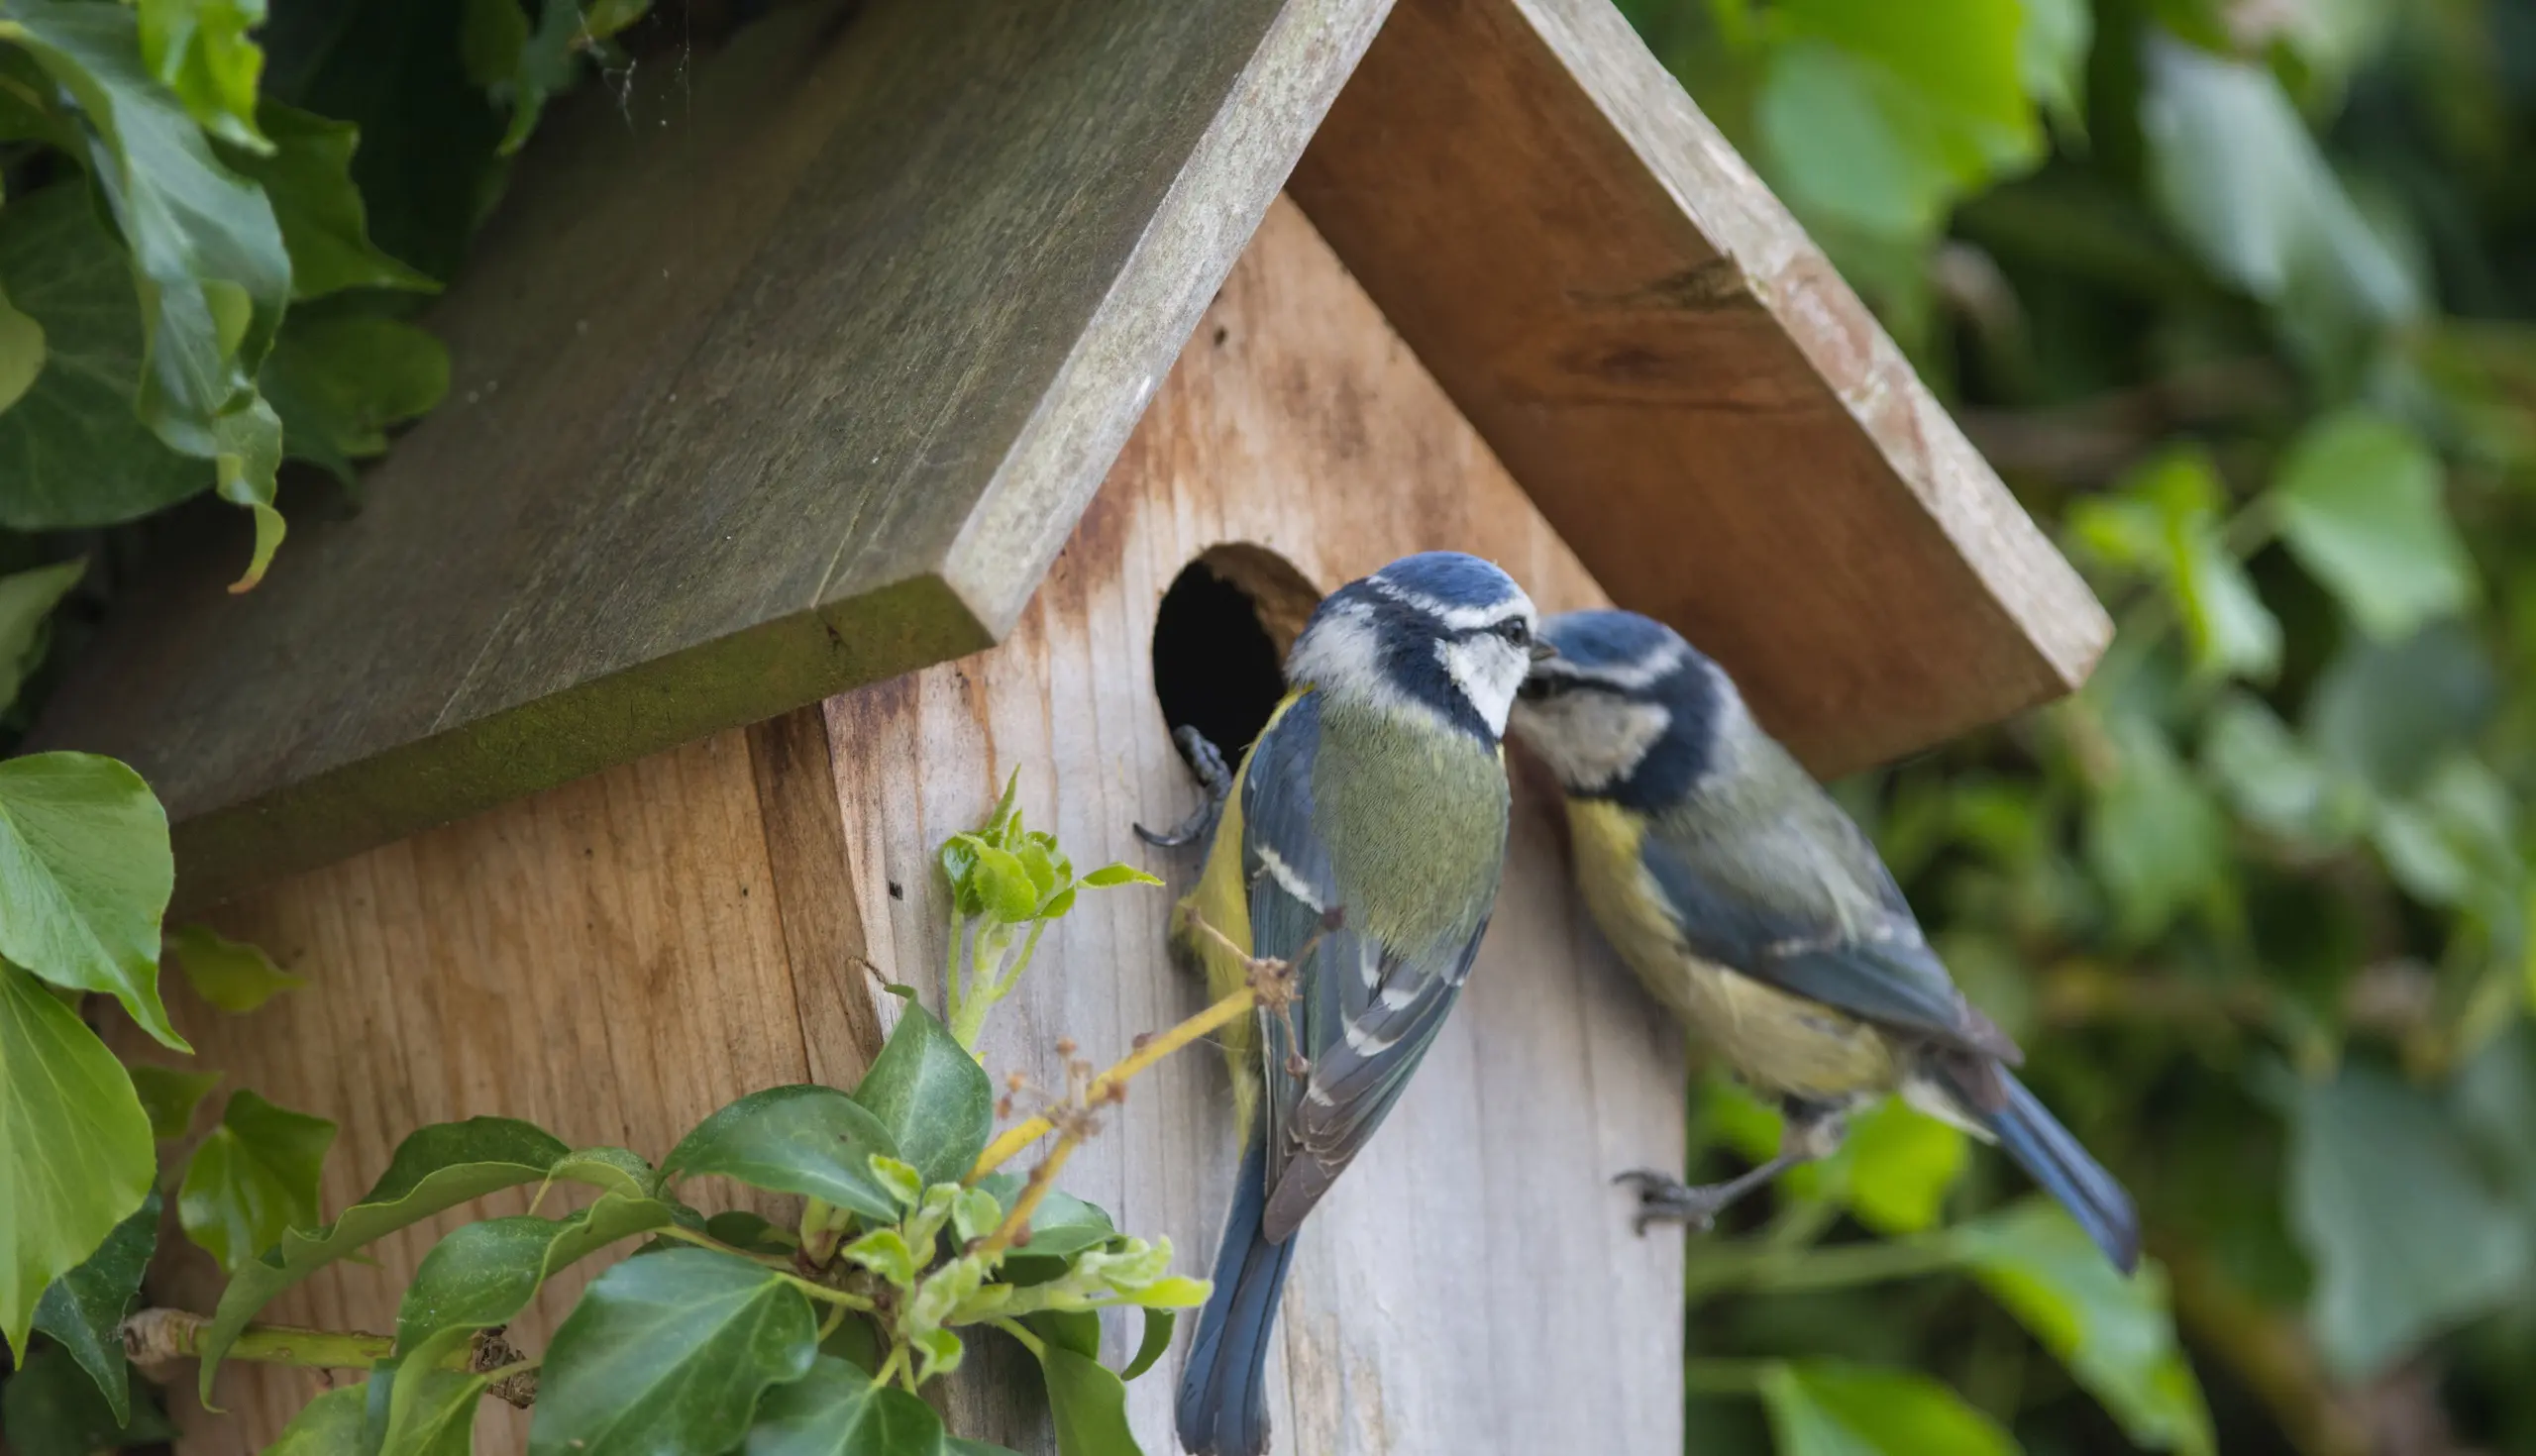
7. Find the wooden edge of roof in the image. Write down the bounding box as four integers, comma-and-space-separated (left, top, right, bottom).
1293, 0, 2110, 775
32, 0, 2106, 908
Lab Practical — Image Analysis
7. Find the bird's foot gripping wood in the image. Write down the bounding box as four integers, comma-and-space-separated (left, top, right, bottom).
1134, 725, 1233, 847
1615, 1103, 1849, 1234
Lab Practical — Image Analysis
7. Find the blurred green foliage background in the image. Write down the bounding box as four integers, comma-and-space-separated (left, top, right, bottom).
1612, 1, 2536, 1453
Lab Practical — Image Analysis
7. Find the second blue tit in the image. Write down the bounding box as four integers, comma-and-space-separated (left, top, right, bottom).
1173, 552, 1549, 1456
1506, 609, 2139, 1274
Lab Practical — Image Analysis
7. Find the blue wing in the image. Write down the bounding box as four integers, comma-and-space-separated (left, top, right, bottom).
1236, 692, 1493, 1240
1638, 806, 2018, 1064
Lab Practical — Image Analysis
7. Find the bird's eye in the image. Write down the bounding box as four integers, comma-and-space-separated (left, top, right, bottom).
1494, 618, 1532, 646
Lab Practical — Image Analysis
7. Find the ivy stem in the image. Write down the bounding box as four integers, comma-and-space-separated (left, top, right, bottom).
970, 982, 1258, 1182
649, 1223, 797, 1270
122, 1308, 393, 1371
1681, 1236, 1958, 1300
976, 1134, 1085, 1262
873, 1344, 910, 1391
988, 1316, 1045, 1359
650, 1226, 878, 1309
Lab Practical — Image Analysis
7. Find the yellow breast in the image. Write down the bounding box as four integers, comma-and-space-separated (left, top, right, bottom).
1564, 798, 1896, 1101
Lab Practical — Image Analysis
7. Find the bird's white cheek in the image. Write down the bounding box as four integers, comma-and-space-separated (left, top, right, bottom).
1437, 638, 1525, 737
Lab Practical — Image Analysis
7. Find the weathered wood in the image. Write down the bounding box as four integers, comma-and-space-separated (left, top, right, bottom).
1289, 0, 2111, 775
120, 727, 815, 1455
34, 0, 1392, 907
134, 199, 1685, 1456
824, 198, 1683, 1454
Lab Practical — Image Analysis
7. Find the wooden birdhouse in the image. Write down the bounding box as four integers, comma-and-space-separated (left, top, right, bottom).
36, 0, 2108, 1451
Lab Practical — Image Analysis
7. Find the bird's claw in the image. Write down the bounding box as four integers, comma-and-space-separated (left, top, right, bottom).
1134, 726, 1233, 848
1614, 1168, 1725, 1235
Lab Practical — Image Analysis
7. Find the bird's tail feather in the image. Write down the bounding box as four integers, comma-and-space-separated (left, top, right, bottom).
1966, 1068, 2142, 1275
1176, 1136, 1298, 1456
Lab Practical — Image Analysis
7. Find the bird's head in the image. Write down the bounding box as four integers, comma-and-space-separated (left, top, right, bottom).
1284, 551, 1548, 743
1508, 609, 1732, 804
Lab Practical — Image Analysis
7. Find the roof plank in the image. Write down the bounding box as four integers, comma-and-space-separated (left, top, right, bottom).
32, 0, 1390, 904
1288, 0, 2110, 776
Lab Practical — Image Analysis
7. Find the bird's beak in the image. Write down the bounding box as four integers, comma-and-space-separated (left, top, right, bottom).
1529, 640, 1559, 663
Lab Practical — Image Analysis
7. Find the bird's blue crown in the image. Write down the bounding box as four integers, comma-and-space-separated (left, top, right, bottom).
1518, 609, 1727, 807
1286, 552, 1538, 743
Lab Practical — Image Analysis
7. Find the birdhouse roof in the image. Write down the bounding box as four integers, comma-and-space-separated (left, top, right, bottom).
33, 0, 2107, 905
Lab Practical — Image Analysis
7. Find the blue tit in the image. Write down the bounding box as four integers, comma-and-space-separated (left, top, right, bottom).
1163, 551, 1550, 1456
1505, 609, 2139, 1274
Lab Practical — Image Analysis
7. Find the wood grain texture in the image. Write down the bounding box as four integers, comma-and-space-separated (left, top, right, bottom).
1289, 0, 2111, 776
134, 198, 1681, 1456
823, 198, 1686, 1455
33, 0, 1393, 908
116, 727, 821, 1455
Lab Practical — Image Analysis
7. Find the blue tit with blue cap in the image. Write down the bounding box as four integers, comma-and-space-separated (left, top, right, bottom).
1143, 551, 1550, 1456
1505, 609, 2139, 1274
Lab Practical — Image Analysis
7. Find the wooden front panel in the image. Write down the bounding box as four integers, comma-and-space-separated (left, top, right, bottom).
824, 197, 1685, 1453
137, 196, 1684, 1456
131, 728, 833, 1454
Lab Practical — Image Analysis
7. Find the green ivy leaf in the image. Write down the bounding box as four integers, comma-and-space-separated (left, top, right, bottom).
1078, 864, 1162, 889
264, 0, 504, 283
2141, 36, 2415, 357
371, 1350, 485, 1456
851, 1005, 993, 1188
976, 1175, 1116, 1262
30, 1192, 158, 1422
2304, 624, 2496, 796
2201, 693, 2368, 847
1755, 0, 2037, 245
0, 1341, 176, 1456
136, 0, 269, 153
177, 1088, 337, 1275
396, 1193, 682, 1351
485, 0, 591, 156
2287, 1063, 2531, 1378
530, 1247, 818, 1456
197, 1115, 571, 1399
1758, 43, 1981, 242
2076, 450, 2279, 680
0, 753, 181, 1050
1954, 1200, 2213, 1455
2370, 756, 2520, 914
2083, 714, 2231, 944
0, 276, 42, 415
0, 962, 154, 1362
2273, 411, 2475, 640
1, 2, 295, 582
665, 1085, 901, 1224
840, 1228, 915, 1290
1756, 1359, 2017, 1456
541, 1145, 659, 1200
163, 923, 303, 1013
951, 1187, 1002, 1244
971, 844, 1039, 925
0, 560, 82, 711
0, 184, 204, 530
1030, 1338, 1136, 1456
1824, 1099, 1966, 1235
1121, 1307, 1174, 1382
743, 1354, 947, 1456
259, 308, 449, 480
263, 1384, 366, 1456
224, 103, 438, 299
2019, 0, 2090, 136
126, 1064, 220, 1140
